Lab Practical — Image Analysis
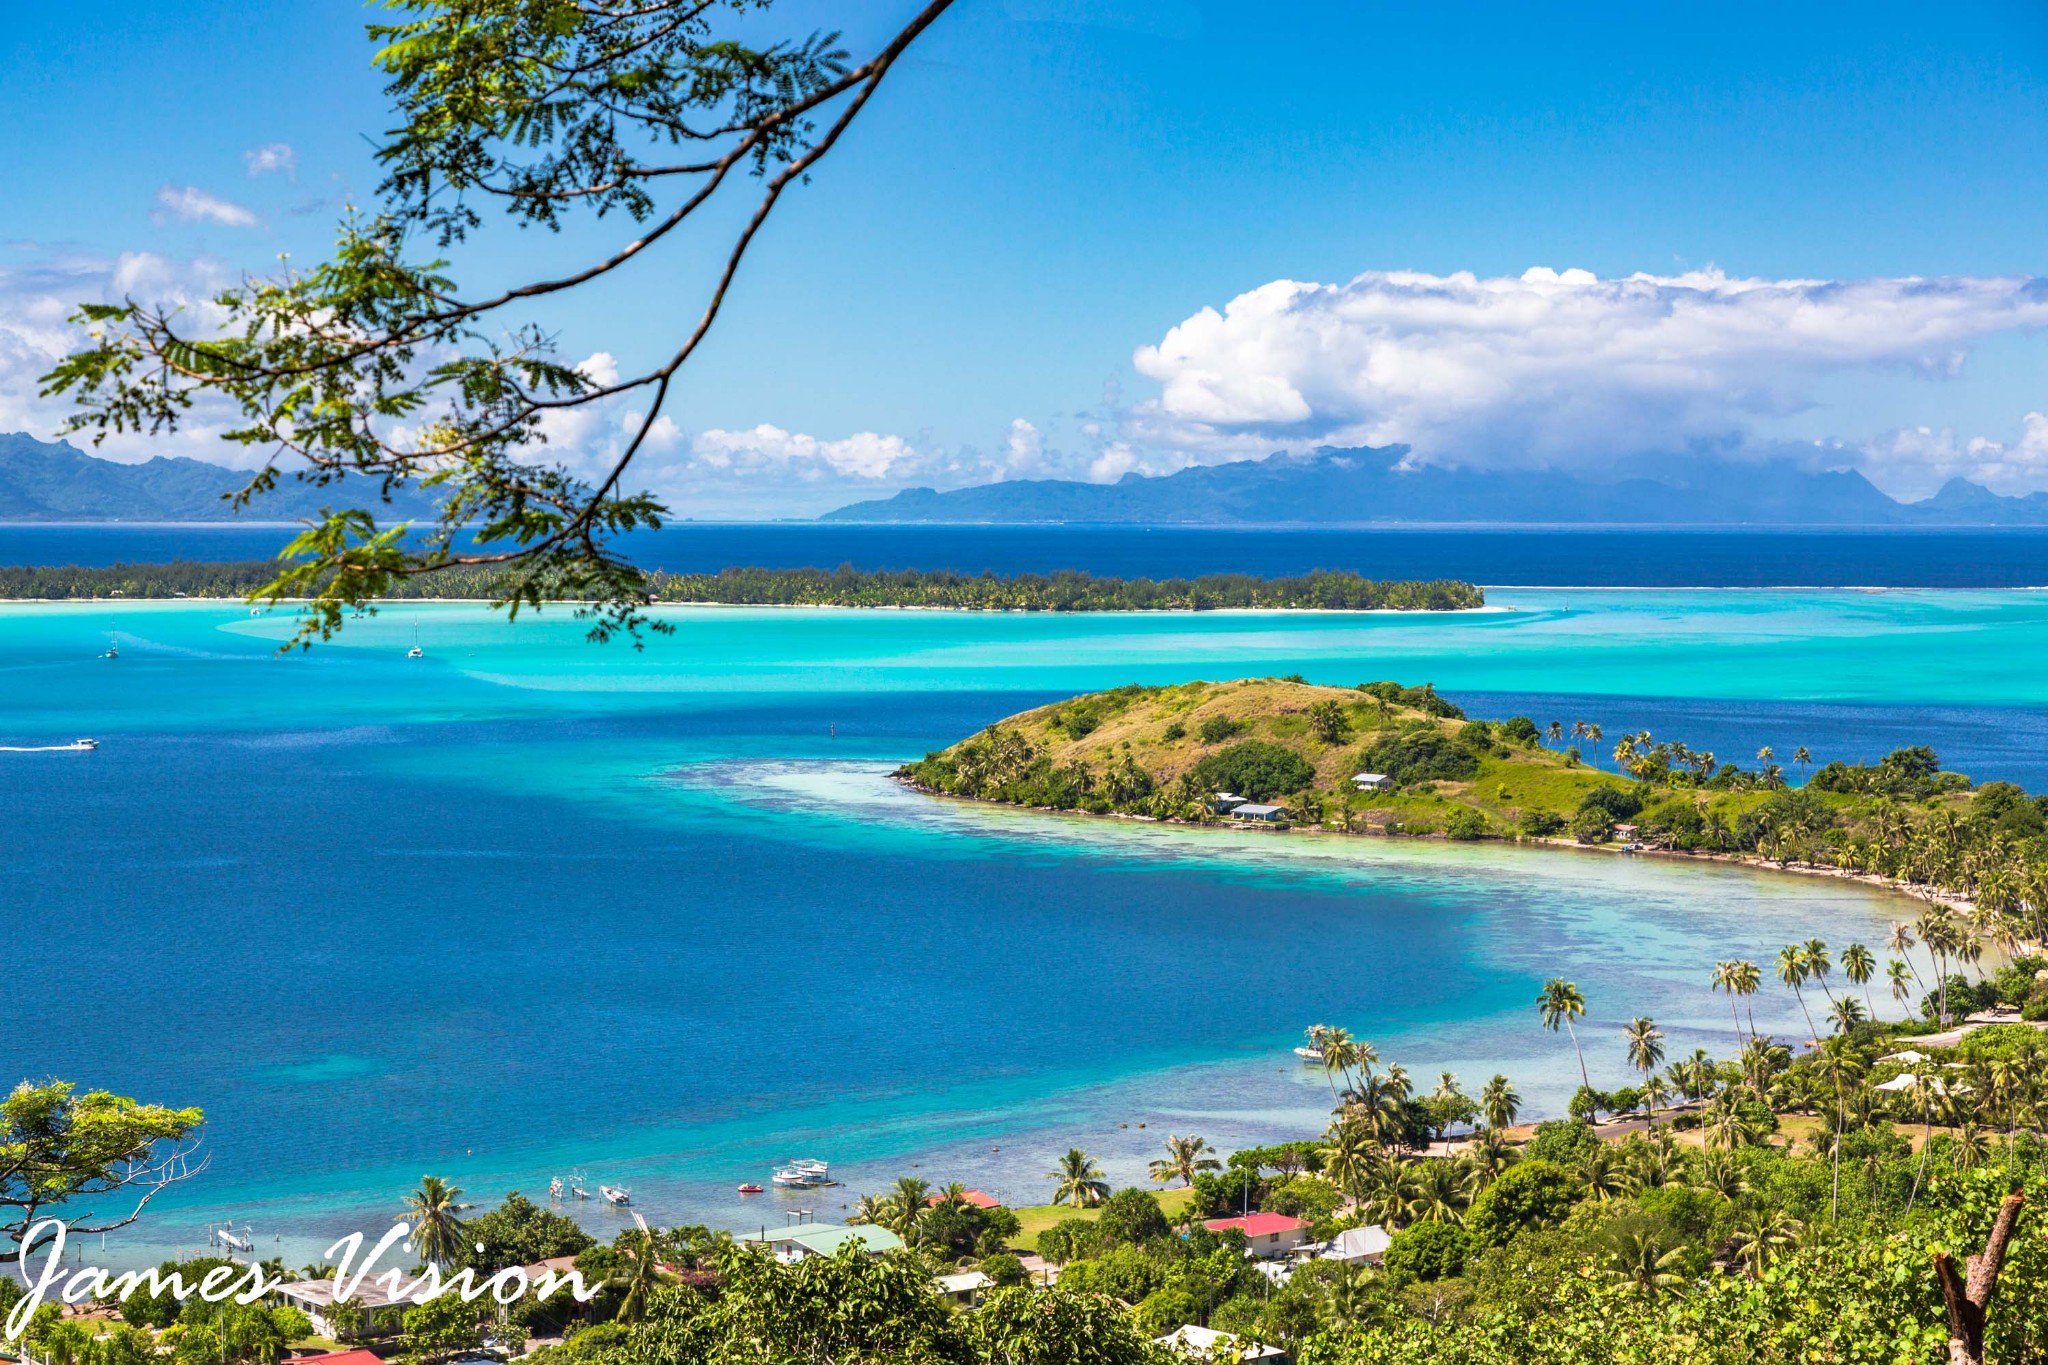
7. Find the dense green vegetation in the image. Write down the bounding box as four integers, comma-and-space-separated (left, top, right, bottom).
901, 679, 2048, 991
0, 562, 1482, 612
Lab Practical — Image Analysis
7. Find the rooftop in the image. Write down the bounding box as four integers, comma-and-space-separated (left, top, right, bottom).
1204, 1212, 1310, 1238
1157, 1324, 1287, 1361
742, 1223, 905, 1256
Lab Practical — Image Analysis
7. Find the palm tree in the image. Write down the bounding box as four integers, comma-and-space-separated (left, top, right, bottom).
1147, 1134, 1221, 1188
1622, 1018, 1665, 1120
1728, 1207, 1800, 1279
1547, 720, 1564, 748
1887, 957, 1915, 1016
1841, 942, 1876, 1016
1577, 1145, 1629, 1202
885, 1176, 933, 1238
1801, 938, 1837, 1005
611, 1212, 675, 1323
1047, 1149, 1109, 1208
1813, 1036, 1865, 1221
1793, 745, 1812, 782
1711, 960, 1754, 1052
1756, 745, 1774, 767
1465, 1128, 1518, 1187
1319, 1118, 1379, 1212
1480, 1074, 1520, 1132
1407, 1160, 1473, 1226
1886, 921, 1925, 991
847, 1192, 890, 1226
1586, 722, 1603, 769
1776, 944, 1819, 1042
1537, 978, 1592, 1094
396, 1175, 472, 1269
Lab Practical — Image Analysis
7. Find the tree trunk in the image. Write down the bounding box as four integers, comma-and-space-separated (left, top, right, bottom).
1933, 1190, 2026, 1365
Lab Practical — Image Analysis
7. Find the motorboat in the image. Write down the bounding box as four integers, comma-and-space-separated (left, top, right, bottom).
1293, 1045, 1323, 1061
736, 1183, 764, 1195
549, 1177, 565, 1200
771, 1164, 831, 1189
600, 1185, 630, 1206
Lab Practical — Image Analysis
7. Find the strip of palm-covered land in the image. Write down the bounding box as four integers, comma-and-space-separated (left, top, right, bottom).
899, 678, 2048, 1024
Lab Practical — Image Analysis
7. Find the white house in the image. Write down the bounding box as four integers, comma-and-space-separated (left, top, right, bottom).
1209, 791, 1246, 813
934, 1269, 993, 1307
1158, 1325, 1288, 1362
740, 1223, 904, 1263
1204, 1212, 1312, 1258
1351, 772, 1393, 792
1323, 1224, 1393, 1265
1228, 803, 1287, 823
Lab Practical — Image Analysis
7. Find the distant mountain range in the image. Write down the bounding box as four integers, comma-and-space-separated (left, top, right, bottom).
824, 445, 2048, 526
0, 432, 438, 522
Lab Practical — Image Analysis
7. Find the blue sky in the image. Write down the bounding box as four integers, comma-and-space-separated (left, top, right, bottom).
3, 0, 2045, 515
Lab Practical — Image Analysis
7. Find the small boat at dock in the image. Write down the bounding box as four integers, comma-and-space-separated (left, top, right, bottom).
600, 1185, 630, 1205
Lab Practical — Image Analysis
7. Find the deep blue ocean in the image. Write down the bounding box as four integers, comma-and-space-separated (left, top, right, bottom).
11, 522, 2048, 586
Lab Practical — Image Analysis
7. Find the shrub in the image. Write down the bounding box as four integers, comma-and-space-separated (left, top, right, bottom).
1383, 1222, 1470, 1281
1444, 807, 1488, 840
1524, 1120, 1600, 1164
1500, 715, 1542, 746
1465, 1161, 1579, 1248
1577, 785, 1643, 822
1519, 809, 1565, 837
1357, 727, 1480, 784
1199, 715, 1245, 744
980, 1252, 1026, 1287
1038, 1218, 1104, 1264
1306, 699, 1352, 743
1161, 722, 1186, 741
1189, 741, 1316, 801
1096, 1188, 1170, 1246
1569, 809, 1613, 843
1263, 1175, 1344, 1221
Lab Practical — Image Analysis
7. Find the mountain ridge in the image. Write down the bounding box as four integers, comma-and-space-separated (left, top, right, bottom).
0, 431, 439, 522
823, 445, 2048, 526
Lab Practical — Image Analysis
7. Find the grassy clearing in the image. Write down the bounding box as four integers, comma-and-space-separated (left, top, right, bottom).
1006, 1186, 1197, 1253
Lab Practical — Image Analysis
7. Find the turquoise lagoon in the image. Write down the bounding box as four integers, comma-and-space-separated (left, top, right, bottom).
4, 590, 2044, 1262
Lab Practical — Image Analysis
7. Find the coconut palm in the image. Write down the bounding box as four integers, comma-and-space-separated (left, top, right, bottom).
395, 1175, 472, 1269
1319, 1118, 1380, 1211
1813, 1036, 1865, 1221
1886, 921, 1925, 990
611, 1212, 676, 1323
1586, 723, 1603, 769
1729, 1207, 1800, 1279
1537, 978, 1592, 1094
1840, 942, 1876, 1016
1802, 938, 1837, 1004
1793, 745, 1812, 781
1547, 720, 1564, 748
883, 1176, 933, 1239
1756, 745, 1774, 766
1407, 1159, 1474, 1226
1047, 1149, 1109, 1208
1465, 1128, 1518, 1187
1828, 996, 1866, 1034
1776, 944, 1819, 1042
1148, 1134, 1221, 1188
1704, 1089, 1765, 1150
1697, 1148, 1749, 1201
1887, 958, 1915, 1015
1601, 1221, 1686, 1297
1577, 1145, 1629, 1201
1711, 960, 1748, 1052
1622, 1017, 1665, 1120
847, 1192, 890, 1226
1480, 1074, 1521, 1132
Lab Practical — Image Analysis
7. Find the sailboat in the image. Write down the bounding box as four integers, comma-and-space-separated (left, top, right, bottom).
102, 636, 120, 660
407, 619, 424, 659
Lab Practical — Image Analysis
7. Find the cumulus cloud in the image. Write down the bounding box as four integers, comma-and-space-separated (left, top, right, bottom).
1859, 412, 2048, 499
0, 249, 249, 462
690, 424, 922, 480
1129, 267, 2048, 469
243, 143, 297, 179
153, 185, 261, 229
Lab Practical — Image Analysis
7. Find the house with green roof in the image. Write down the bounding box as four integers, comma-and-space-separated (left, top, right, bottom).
741, 1222, 905, 1263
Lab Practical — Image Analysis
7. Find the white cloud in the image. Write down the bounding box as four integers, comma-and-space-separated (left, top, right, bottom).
153, 185, 261, 229
243, 143, 297, 179
691, 425, 921, 479
1859, 412, 2048, 499
0, 250, 250, 463
1129, 267, 2048, 469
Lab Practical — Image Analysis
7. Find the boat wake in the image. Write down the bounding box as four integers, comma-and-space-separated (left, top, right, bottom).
0, 739, 99, 753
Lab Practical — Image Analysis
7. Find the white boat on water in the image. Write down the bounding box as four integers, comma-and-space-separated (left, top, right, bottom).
600, 1185, 630, 1205
772, 1160, 832, 1188
1293, 1045, 1323, 1061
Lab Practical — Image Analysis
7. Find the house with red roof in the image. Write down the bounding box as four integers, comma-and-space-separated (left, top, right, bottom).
1201, 1212, 1312, 1259
924, 1188, 1002, 1209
